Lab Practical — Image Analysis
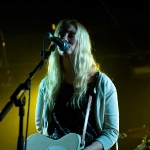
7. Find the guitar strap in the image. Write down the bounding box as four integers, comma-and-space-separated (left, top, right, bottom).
81, 72, 97, 147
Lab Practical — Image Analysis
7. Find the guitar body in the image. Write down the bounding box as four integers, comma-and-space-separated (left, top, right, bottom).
24, 133, 84, 150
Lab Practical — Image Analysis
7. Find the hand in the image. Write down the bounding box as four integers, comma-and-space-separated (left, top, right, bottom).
83, 141, 104, 150
84, 148, 90, 150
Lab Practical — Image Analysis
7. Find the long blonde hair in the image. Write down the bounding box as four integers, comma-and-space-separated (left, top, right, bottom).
45, 19, 100, 108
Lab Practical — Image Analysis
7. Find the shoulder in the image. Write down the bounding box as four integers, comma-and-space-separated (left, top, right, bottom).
96, 72, 113, 83
96, 72, 116, 90
39, 76, 48, 90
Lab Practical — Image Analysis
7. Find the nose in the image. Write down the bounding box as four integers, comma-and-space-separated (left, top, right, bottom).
62, 34, 68, 42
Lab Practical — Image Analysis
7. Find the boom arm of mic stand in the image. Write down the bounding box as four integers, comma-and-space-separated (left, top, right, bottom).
0, 49, 52, 122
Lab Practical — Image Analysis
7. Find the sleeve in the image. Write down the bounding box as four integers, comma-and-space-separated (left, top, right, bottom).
35, 80, 44, 134
96, 73, 119, 150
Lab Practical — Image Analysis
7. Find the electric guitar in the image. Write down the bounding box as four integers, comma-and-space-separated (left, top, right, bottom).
25, 96, 93, 150
24, 133, 84, 150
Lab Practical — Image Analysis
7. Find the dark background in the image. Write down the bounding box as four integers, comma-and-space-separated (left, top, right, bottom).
0, 0, 150, 150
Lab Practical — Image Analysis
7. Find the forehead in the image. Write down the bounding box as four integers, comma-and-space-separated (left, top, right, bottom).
59, 23, 77, 34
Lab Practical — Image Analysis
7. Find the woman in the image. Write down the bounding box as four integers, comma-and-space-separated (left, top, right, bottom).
35, 19, 119, 150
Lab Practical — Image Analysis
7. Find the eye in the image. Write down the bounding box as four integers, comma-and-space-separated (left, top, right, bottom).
58, 32, 75, 40
59, 33, 65, 39
68, 34, 75, 39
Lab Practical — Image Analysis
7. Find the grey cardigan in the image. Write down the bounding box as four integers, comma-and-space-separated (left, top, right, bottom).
35, 72, 119, 150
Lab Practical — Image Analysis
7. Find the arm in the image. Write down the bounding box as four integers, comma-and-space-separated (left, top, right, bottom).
90, 73, 119, 150
35, 82, 44, 134
96, 88, 119, 150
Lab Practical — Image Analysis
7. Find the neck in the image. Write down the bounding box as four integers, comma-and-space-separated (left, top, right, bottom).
62, 55, 75, 84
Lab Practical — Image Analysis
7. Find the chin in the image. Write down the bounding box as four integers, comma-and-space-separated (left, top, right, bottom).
65, 49, 75, 55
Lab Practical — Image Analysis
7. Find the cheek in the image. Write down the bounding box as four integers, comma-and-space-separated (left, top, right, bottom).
70, 43, 77, 53
69, 38, 77, 44
71, 39, 77, 48
73, 40, 78, 50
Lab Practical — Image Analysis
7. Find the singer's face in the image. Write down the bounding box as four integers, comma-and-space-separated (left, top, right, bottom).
58, 23, 77, 55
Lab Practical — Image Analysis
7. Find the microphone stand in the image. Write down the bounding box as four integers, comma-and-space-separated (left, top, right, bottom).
0, 33, 56, 150
134, 139, 150, 150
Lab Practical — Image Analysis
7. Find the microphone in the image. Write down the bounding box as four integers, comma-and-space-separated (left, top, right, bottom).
46, 32, 68, 51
